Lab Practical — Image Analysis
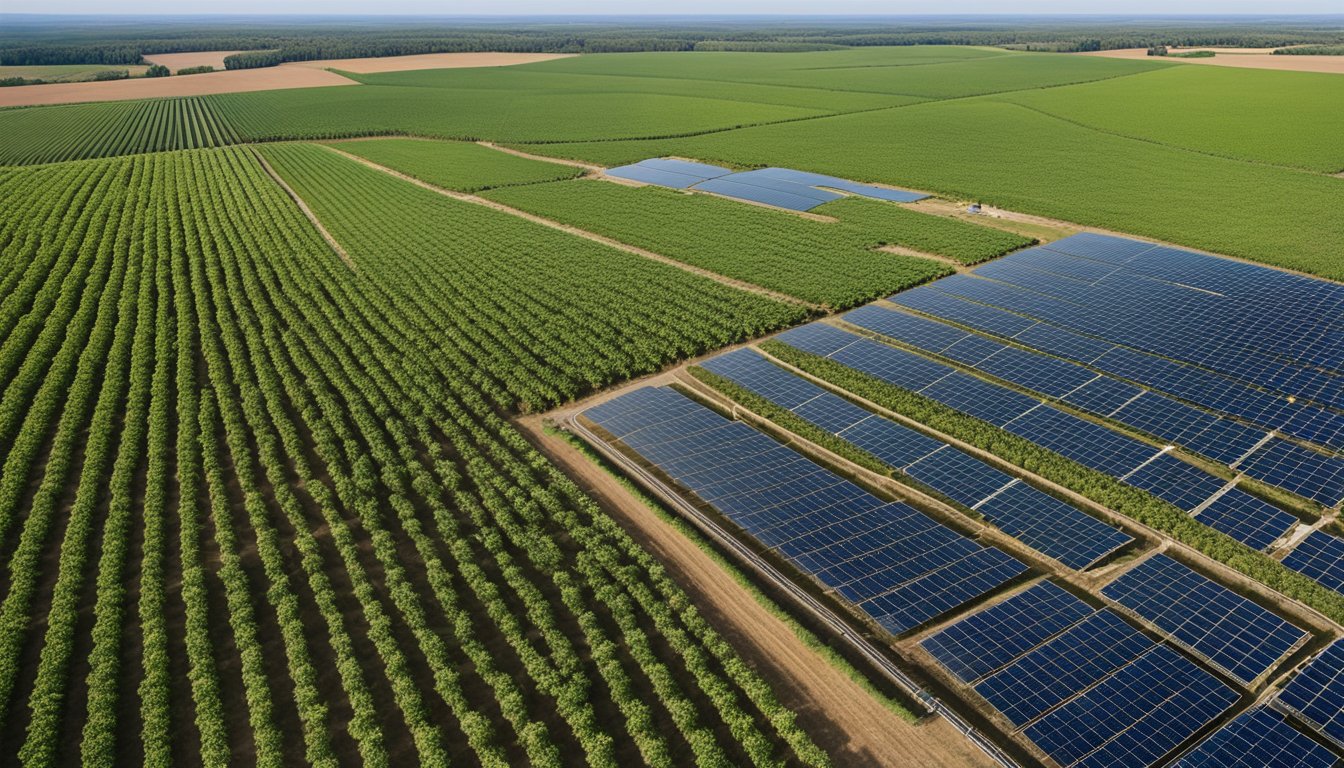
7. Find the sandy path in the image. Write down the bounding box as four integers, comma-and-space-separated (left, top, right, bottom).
288, 51, 575, 73
142, 50, 245, 73
320, 144, 818, 309
518, 419, 994, 767
1084, 47, 1344, 74
0, 64, 355, 107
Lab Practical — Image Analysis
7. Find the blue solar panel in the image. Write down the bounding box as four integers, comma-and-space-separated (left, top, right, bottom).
792, 394, 871, 433
604, 163, 707, 188
922, 581, 1094, 683
976, 610, 1153, 727
634, 157, 733, 178
940, 334, 1004, 365
837, 415, 944, 468
1184, 419, 1271, 466
1283, 531, 1344, 593
906, 447, 1013, 507
843, 304, 968, 353
974, 346, 1097, 398
1005, 406, 1160, 477
1040, 232, 1158, 264
708, 169, 844, 202
1276, 641, 1344, 750
749, 167, 929, 202
700, 348, 824, 408
1173, 706, 1339, 768
691, 177, 830, 211
774, 323, 861, 357
976, 482, 1133, 570
1112, 393, 1220, 447
585, 386, 1025, 637
830, 338, 955, 392
1024, 645, 1238, 768
1101, 554, 1307, 684
1194, 489, 1295, 552
919, 372, 1038, 426
890, 285, 1039, 337
1238, 439, 1344, 507
1123, 453, 1228, 512
1013, 323, 1115, 364
1062, 376, 1144, 416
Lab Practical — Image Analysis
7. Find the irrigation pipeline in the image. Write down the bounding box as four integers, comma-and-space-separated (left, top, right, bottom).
566, 416, 1021, 768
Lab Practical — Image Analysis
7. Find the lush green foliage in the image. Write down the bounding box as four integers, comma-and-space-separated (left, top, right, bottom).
261, 143, 805, 410
211, 83, 826, 144
531, 96, 1344, 280
0, 97, 240, 166
1000, 64, 1344, 172
816, 198, 1033, 264
482, 179, 956, 307
0, 147, 826, 766
175, 65, 216, 75
761, 340, 1344, 626
322, 138, 582, 192
1275, 45, 1344, 54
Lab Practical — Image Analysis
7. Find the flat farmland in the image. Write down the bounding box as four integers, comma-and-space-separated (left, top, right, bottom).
3, 29, 1344, 768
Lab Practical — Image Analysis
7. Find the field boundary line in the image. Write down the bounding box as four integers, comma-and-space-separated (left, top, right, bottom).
319, 143, 821, 310
474, 141, 603, 172
251, 147, 357, 271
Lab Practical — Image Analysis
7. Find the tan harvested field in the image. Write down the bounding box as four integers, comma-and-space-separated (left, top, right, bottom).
520, 418, 995, 767
1085, 47, 1344, 74
0, 63, 355, 107
141, 49, 246, 72
289, 51, 576, 73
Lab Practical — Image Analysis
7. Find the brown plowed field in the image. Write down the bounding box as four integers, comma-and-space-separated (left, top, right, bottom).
1085, 47, 1344, 74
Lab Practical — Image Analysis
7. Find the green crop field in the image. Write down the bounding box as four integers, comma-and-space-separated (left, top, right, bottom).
320, 138, 582, 191
482, 179, 1028, 306
3, 23, 1344, 765
0, 97, 239, 165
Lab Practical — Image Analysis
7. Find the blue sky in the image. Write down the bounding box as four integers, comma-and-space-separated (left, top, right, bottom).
8, 2, 1344, 14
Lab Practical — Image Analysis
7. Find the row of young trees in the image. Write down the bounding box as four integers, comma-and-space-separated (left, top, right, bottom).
0, 145, 829, 766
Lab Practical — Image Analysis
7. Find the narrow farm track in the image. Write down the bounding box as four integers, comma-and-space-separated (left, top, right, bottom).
320, 144, 821, 310
252, 148, 356, 270
519, 418, 995, 768
475, 141, 604, 173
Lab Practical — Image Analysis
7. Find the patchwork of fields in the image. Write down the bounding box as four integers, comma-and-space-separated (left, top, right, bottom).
2, 41, 1343, 767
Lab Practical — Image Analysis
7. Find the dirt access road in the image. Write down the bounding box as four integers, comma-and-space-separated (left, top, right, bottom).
518, 418, 994, 767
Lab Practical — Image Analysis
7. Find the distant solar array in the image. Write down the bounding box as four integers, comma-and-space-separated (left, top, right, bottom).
582, 385, 1026, 635
604, 157, 928, 210
845, 301, 1344, 507
701, 348, 1131, 569
885, 233, 1344, 460
923, 581, 1244, 768
774, 322, 1298, 552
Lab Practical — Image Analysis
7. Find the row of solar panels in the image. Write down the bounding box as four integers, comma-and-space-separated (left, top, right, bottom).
775, 322, 1300, 553
999, 232, 1344, 387
604, 157, 928, 211
700, 348, 1132, 570
892, 234, 1344, 456
841, 301, 1344, 509
921, 559, 1330, 768
582, 385, 1026, 636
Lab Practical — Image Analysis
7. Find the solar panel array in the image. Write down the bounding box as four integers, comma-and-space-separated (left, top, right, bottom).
1023, 645, 1238, 768
921, 581, 1093, 683
1282, 530, 1344, 593
1173, 706, 1339, 768
1100, 554, 1307, 684
701, 348, 1130, 569
822, 309, 1310, 548
582, 385, 1027, 635
884, 236, 1344, 464
604, 157, 733, 188
1276, 641, 1344, 751
604, 158, 929, 209
847, 302, 1344, 508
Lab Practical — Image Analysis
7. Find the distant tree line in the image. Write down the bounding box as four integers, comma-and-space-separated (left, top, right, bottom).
3, 17, 1343, 67
1275, 44, 1344, 54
